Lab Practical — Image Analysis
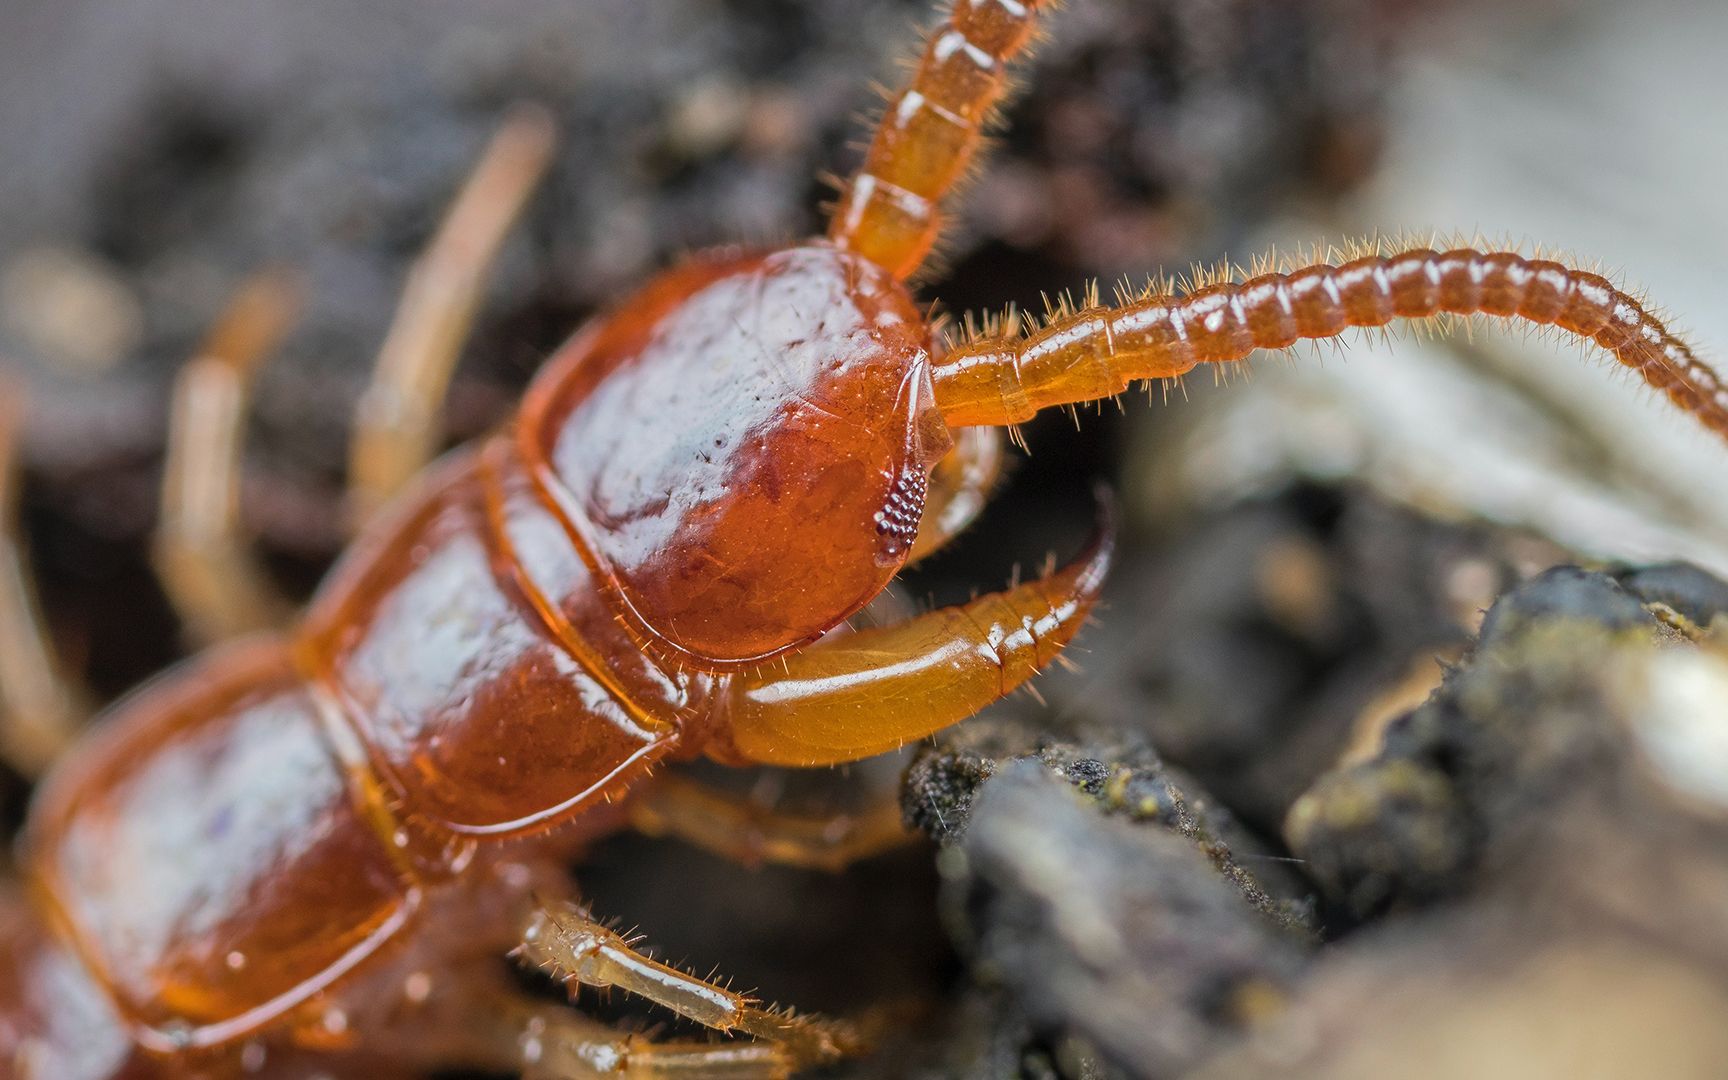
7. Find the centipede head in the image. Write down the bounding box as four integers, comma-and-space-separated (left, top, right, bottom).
520, 244, 952, 670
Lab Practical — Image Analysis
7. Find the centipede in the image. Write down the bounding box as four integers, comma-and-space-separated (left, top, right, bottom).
0, 1, 1722, 1077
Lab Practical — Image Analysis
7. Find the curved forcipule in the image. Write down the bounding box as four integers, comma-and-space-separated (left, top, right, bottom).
719, 502, 1113, 767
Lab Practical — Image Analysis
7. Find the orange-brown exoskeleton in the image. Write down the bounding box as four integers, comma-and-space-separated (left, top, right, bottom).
3, 1, 1726, 1077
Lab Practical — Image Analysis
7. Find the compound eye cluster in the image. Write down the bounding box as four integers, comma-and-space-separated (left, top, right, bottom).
873, 465, 928, 560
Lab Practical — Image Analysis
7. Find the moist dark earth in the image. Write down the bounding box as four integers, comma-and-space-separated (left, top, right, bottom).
12, 1, 1728, 1077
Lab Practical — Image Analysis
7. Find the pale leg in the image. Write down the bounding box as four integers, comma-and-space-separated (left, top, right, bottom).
346, 104, 556, 524
0, 389, 82, 774
152, 271, 299, 645
513, 902, 864, 1077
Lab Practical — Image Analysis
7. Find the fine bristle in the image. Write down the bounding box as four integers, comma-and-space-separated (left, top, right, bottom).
934, 238, 1726, 449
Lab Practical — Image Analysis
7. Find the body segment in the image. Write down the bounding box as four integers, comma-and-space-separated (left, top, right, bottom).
298, 441, 690, 840
29, 641, 416, 1053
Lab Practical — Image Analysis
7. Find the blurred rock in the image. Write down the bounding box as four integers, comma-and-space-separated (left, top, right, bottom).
1242, 560, 1728, 1076
1283, 564, 1712, 921
1015, 484, 1551, 838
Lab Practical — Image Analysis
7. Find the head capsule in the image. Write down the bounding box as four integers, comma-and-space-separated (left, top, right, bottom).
519, 244, 951, 670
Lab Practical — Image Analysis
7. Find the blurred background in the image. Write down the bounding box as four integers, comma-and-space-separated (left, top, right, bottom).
2, 0, 1727, 1076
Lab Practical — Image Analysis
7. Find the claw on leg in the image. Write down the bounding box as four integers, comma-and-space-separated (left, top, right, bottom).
513, 901, 865, 1077
628, 772, 912, 872
347, 104, 556, 524
722, 505, 1114, 767
0, 389, 82, 774
153, 270, 300, 645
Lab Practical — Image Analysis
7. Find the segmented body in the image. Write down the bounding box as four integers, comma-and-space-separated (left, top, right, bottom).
0, 248, 953, 1076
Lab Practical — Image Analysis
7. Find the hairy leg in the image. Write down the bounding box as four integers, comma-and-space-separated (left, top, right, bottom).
347, 104, 556, 524
0, 390, 82, 774
828, 0, 1056, 279
513, 902, 864, 1076
271, 960, 803, 1079
152, 271, 301, 645
509, 1000, 813, 1079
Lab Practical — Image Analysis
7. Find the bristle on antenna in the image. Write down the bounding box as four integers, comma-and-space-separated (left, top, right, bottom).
930, 242, 1728, 454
